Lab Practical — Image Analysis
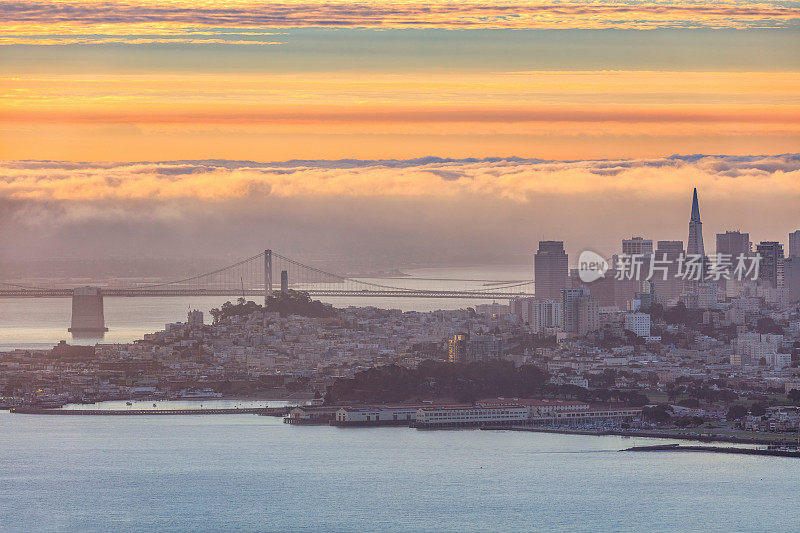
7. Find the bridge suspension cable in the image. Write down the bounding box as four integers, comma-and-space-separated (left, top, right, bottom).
0, 249, 535, 299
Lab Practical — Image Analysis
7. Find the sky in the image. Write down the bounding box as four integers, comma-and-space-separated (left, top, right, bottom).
1, 0, 799, 273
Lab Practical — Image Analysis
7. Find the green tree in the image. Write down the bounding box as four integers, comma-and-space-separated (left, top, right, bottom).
788, 389, 800, 403
749, 402, 767, 417
641, 404, 672, 424
726, 404, 748, 420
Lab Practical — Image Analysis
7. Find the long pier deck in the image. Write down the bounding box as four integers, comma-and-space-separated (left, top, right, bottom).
623, 443, 800, 458
10, 406, 292, 416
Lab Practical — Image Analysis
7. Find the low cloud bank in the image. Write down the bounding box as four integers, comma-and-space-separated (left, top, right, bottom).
1, 154, 798, 268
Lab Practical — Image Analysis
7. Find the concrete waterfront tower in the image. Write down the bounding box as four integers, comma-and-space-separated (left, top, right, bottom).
280, 270, 288, 293
68, 286, 108, 333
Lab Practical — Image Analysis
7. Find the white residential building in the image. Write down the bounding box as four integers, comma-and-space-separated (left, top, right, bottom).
624, 312, 651, 337
731, 332, 783, 366
511, 297, 563, 333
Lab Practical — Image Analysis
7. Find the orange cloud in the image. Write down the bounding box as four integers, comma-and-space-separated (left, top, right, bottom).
2, 156, 799, 203
4, 106, 798, 125
1, 0, 798, 41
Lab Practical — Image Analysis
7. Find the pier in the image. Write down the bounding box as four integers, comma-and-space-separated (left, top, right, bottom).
10, 406, 292, 416
623, 443, 800, 458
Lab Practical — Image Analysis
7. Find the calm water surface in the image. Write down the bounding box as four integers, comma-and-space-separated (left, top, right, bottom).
1, 408, 798, 532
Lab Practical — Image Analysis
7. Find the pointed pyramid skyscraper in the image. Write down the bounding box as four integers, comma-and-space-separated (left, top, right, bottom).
690, 188, 701, 222
687, 187, 705, 256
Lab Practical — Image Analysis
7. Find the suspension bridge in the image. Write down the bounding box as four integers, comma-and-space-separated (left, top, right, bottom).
0, 250, 534, 301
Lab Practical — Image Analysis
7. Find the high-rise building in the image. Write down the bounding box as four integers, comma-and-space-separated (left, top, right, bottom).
562, 287, 599, 335
756, 241, 784, 288
633, 280, 660, 311
682, 282, 718, 309
187, 309, 204, 327
448, 333, 503, 363
789, 230, 800, 258
511, 297, 562, 333
624, 312, 651, 337
621, 237, 653, 283
652, 240, 685, 303
783, 257, 800, 303
534, 241, 568, 300
686, 188, 705, 257
582, 270, 640, 309
716, 230, 750, 258
732, 332, 782, 366
622, 237, 654, 256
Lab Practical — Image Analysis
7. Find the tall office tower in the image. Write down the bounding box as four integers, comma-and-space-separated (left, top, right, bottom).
715, 231, 750, 284
652, 240, 685, 303
582, 270, 640, 308
783, 257, 800, 303
686, 188, 705, 257
534, 241, 568, 300
622, 237, 654, 256
790, 230, 800, 258
716, 230, 750, 258
562, 287, 599, 335
621, 236, 653, 290
756, 241, 784, 288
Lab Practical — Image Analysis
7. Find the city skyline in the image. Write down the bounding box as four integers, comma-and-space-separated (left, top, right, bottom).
2, 1, 800, 527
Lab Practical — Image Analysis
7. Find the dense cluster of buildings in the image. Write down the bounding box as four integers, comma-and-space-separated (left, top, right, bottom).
2, 189, 799, 437
0, 305, 517, 406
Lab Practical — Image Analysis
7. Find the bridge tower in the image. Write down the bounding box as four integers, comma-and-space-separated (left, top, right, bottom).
264, 249, 273, 305
68, 286, 108, 334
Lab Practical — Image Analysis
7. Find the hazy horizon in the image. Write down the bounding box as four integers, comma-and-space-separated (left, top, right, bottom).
2, 154, 799, 280
2, 0, 799, 279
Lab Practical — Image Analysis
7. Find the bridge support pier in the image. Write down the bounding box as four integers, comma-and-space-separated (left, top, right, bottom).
68, 286, 108, 334
264, 249, 272, 305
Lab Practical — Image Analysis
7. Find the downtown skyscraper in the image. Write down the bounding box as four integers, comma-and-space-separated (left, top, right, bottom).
534, 241, 569, 300
687, 188, 705, 257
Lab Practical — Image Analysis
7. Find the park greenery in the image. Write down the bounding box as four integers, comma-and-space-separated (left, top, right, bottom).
324, 360, 650, 405
325, 360, 550, 404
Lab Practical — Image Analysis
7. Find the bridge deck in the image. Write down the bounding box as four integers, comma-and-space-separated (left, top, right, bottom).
0, 249, 533, 300
0, 289, 533, 299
